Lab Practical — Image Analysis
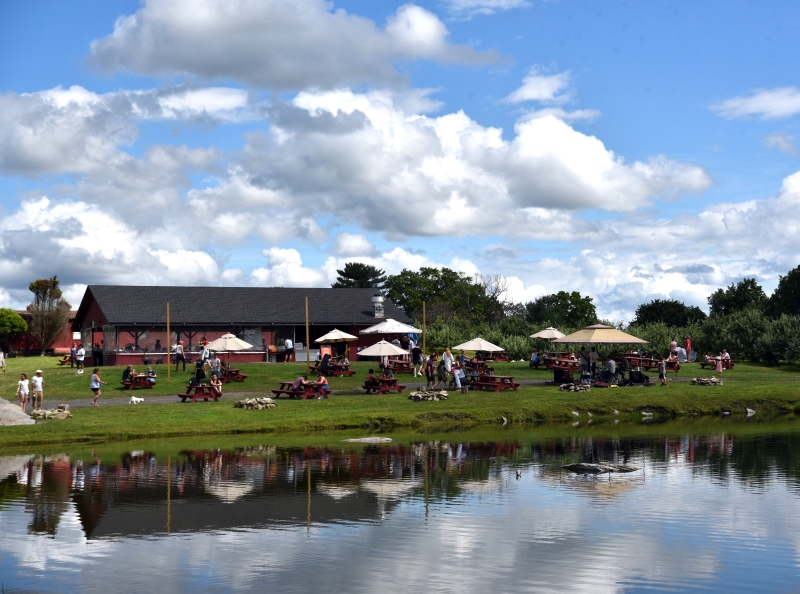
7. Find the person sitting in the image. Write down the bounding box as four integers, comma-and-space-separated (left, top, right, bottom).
721, 349, 731, 360
210, 373, 222, 396
291, 375, 310, 392
667, 352, 678, 363
146, 365, 157, 384
312, 372, 329, 396
600, 357, 616, 383
529, 349, 541, 369
704, 352, 713, 365
452, 363, 467, 389
122, 365, 134, 382
382, 366, 395, 380
320, 353, 333, 372
364, 369, 380, 394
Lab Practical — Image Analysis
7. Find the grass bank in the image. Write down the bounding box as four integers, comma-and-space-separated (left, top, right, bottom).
0, 356, 798, 448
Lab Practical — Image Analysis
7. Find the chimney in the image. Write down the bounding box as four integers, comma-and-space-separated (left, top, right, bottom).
372, 293, 385, 318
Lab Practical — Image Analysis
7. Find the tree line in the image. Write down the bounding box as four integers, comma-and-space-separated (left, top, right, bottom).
333, 262, 800, 362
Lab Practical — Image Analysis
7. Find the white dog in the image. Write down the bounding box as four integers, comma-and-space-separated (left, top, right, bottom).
129, 396, 144, 404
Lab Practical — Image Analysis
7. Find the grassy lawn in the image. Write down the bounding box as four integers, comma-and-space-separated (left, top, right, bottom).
0, 355, 798, 448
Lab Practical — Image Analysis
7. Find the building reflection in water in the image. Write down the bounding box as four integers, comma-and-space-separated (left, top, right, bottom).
2, 429, 799, 541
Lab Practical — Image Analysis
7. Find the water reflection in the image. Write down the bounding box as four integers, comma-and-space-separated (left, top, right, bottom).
2, 426, 800, 592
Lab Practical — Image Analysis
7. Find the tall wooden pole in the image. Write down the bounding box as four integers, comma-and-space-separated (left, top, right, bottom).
166, 302, 171, 385
305, 296, 311, 376
422, 301, 426, 354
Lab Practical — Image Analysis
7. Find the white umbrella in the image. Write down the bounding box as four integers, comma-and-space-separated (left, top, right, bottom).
359, 318, 421, 334
204, 479, 254, 503
530, 327, 565, 340
357, 340, 409, 357
315, 329, 358, 343
205, 333, 254, 351
452, 337, 504, 352
317, 483, 359, 500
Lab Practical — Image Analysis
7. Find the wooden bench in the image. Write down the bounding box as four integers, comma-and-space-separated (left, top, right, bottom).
363, 378, 406, 394
121, 374, 156, 390
310, 364, 356, 377
177, 385, 221, 402
699, 360, 735, 370
272, 381, 332, 400
57, 356, 72, 366
470, 375, 520, 392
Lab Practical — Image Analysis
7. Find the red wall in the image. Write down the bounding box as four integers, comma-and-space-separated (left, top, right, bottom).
11, 312, 78, 355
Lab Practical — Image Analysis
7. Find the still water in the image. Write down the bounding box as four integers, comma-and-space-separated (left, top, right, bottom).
2, 420, 800, 593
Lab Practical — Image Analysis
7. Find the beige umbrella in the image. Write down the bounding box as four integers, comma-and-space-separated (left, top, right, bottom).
530, 327, 565, 340
357, 340, 409, 357
359, 318, 422, 334
205, 333, 254, 365
315, 329, 358, 343
452, 337, 504, 352
552, 324, 647, 344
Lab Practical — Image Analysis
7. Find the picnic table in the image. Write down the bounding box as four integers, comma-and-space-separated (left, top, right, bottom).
57, 355, 72, 366
272, 381, 332, 400
221, 367, 248, 383
177, 384, 221, 403
464, 360, 487, 372
621, 356, 680, 373
544, 354, 577, 370
699, 359, 735, 370
387, 359, 414, 374
470, 374, 520, 392
121, 374, 156, 390
363, 377, 406, 394
484, 353, 511, 362
310, 363, 356, 377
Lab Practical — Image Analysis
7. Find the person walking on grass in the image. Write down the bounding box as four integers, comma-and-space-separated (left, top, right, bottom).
716, 353, 724, 377
658, 358, 667, 386
16, 373, 29, 411
90, 368, 106, 407
412, 343, 423, 377
75, 343, 85, 374
174, 340, 186, 371
31, 370, 44, 412
425, 356, 436, 390
0, 349, 6, 373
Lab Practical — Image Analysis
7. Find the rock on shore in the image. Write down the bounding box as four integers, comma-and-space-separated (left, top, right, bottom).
0, 398, 35, 426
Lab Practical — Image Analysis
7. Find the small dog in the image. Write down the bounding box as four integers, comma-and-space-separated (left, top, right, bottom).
129, 396, 144, 404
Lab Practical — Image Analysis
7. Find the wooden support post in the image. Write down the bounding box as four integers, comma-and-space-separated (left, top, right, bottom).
422, 301, 426, 355
166, 303, 171, 385
305, 297, 311, 376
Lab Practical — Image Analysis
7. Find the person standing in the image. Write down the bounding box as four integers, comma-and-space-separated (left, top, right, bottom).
425, 356, 435, 390
579, 346, 590, 376
411, 343, 423, 377
716, 353, 724, 377
658, 359, 667, 386
284, 338, 294, 362
93, 343, 103, 367
31, 370, 44, 412
90, 368, 106, 407
589, 347, 599, 377
209, 352, 222, 380
669, 338, 678, 358
70, 343, 77, 368
0, 349, 5, 372
684, 336, 692, 362
16, 373, 29, 411
75, 344, 85, 374
443, 348, 454, 374
174, 340, 186, 371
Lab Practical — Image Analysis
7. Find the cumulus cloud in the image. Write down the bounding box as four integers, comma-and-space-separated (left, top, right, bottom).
503, 67, 572, 104
518, 107, 601, 123
89, 0, 499, 90
711, 87, 800, 120
446, 0, 531, 16
764, 133, 798, 156
330, 233, 379, 257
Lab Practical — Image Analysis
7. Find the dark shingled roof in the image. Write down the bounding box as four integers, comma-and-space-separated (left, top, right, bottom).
74, 285, 409, 327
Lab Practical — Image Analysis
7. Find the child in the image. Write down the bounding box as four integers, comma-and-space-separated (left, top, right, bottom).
658, 359, 667, 386
716, 353, 724, 376
16, 373, 29, 411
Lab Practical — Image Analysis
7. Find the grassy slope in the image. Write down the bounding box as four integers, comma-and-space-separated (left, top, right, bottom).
0, 356, 798, 447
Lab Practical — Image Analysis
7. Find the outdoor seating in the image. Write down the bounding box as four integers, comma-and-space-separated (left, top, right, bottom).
469, 373, 519, 392
310, 363, 356, 377
221, 367, 248, 383
121, 374, 155, 390
362, 377, 406, 394
177, 384, 221, 402
387, 359, 413, 374
698, 360, 735, 370
57, 355, 72, 366
272, 381, 332, 400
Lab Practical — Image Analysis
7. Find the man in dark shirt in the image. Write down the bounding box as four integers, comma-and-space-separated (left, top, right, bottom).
411, 344, 423, 376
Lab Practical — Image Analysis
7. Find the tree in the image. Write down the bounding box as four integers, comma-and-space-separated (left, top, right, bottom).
331, 263, 387, 288
0, 308, 27, 341
767, 264, 800, 318
383, 267, 508, 324
631, 299, 707, 327
27, 276, 71, 356
524, 291, 597, 328
707, 278, 766, 317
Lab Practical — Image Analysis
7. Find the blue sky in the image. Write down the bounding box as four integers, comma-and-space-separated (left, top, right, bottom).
1, 0, 799, 320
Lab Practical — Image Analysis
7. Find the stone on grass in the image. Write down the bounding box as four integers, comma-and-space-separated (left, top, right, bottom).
30, 404, 71, 420
408, 390, 449, 402
0, 397, 35, 426
560, 383, 590, 392
691, 377, 723, 386
234, 397, 277, 410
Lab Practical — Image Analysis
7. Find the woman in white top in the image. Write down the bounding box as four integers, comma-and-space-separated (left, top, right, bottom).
443, 348, 454, 373
0, 350, 6, 372
16, 373, 29, 411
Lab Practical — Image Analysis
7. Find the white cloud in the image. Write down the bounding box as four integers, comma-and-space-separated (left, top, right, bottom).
503, 67, 571, 104
518, 107, 601, 123
89, 0, 499, 90
711, 87, 800, 120
331, 233, 378, 257
764, 133, 798, 156
446, 0, 531, 16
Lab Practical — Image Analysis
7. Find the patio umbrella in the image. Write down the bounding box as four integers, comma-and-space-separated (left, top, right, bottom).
205, 333, 254, 364
359, 318, 422, 334
551, 324, 647, 344
452, 337, 504, 352
357, 340, 409, 357
315, 329, 358, 343
530, 327, 565, 340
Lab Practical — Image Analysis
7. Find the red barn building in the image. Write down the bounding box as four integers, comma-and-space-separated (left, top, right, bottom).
10, 311, 79, 356
71, 285, 411, 366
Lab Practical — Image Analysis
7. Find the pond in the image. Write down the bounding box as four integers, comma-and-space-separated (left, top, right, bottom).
2, 419, 800, 593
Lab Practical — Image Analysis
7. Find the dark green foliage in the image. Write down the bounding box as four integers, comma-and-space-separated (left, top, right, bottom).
524, 291, 597, 328
384, 268, 507, 324
631, 299, 707, 327
331, 263, 387, 288
0, 309, 27, 339
708, 278, 766, 317
766, 264, 800, 318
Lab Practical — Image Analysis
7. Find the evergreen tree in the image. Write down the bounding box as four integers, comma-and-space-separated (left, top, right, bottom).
331, 263, 387, 288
